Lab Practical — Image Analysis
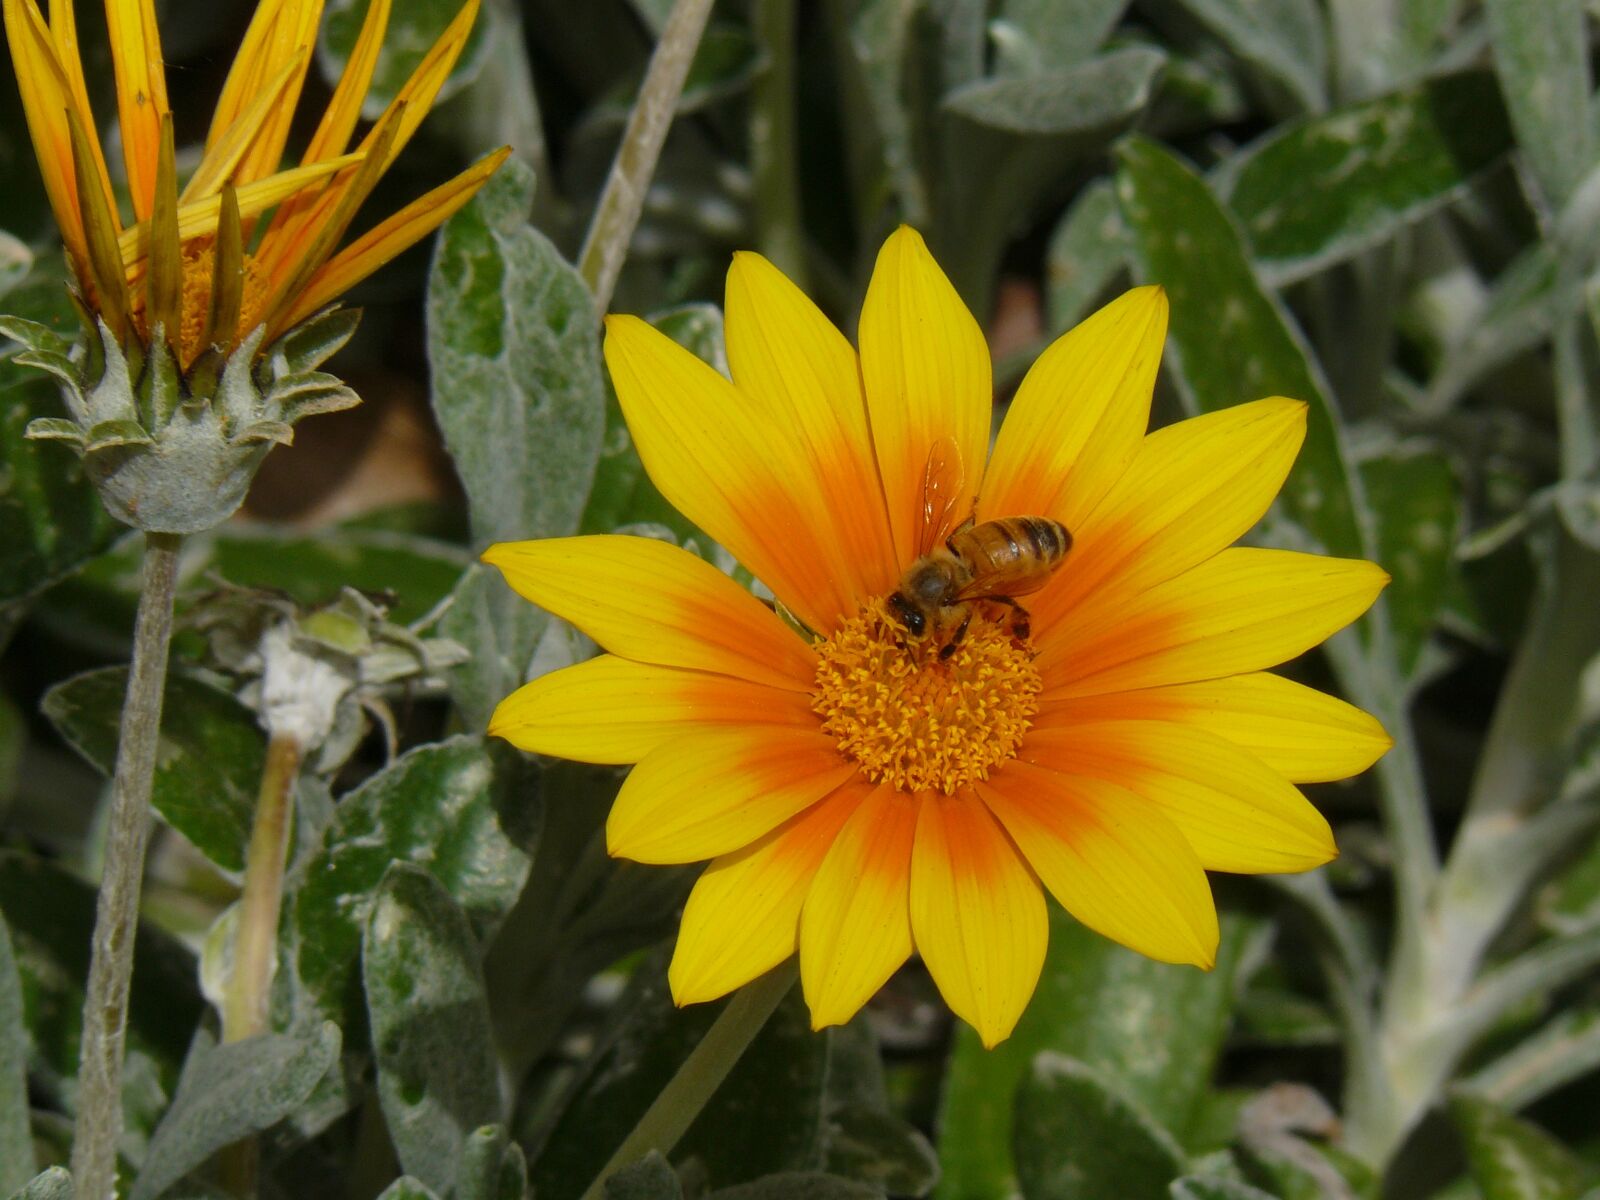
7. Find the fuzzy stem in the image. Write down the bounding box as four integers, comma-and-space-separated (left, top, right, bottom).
70, 531, 183, 1200
577, 0, 715, 312
577, 960, 797, 1200
224, 732, 303, 1042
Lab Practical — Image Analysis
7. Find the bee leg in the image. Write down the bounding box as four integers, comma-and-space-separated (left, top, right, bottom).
939, 611, 972, 660
984, 595, 1032, 642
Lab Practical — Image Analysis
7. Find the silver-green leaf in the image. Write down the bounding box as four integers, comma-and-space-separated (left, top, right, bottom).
365, 864, 500, 1195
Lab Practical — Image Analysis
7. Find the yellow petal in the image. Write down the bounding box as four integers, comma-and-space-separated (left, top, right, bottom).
488, 653, 817, 764
44, 0, 111, 237
1030, 398, 1307, 641
980, 286, 1167, 527
273, 147, 509, 334
858, 226, 992, 566
206, 0, 287, 152
1023, 720, 1336, 873
117, 153, 364, 265
181, 49, 308, 205
978, 764, 1219, 968
357, 0, 480, 177
5, 0, 91, 265
105, 0, 169, 220
257, 109, 404, 313
670, 779, 870, 1005
909, 792, 1047, 1048
604, 314, 858, 633
304, 0, 392, 162
606, 728, 855, 864
208, 0, 324, 185
481, 535, 816, 692
1036, 672, 1392, 783
260, 0, 479, 309
1039, 547, 1389, 695
799, 785, 916, 1031
725, 250, 900, 612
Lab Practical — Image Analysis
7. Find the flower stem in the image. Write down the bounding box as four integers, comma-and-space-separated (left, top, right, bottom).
577, 0, 715, 312
70, 531, 183, 1200
224, 731, 303, 1042
577, 960, 797, 1200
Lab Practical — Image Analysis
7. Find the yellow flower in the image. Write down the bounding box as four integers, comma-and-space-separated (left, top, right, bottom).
4, 0, 507, 365
484, 227, 1393, 1048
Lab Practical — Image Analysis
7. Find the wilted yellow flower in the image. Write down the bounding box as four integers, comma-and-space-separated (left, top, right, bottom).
4, 0, 507, 366
485, 226, 1392, 1048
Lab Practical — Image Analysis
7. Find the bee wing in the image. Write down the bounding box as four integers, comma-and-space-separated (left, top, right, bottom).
916, 435, 966, 557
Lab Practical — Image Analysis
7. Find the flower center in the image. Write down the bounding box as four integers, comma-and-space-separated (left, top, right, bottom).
131, 239, 275, 367
812, 598, 1042, 795
175, 240, 272, 365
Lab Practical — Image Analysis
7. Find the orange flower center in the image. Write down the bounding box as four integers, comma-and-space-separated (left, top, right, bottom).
811, 598, 1041, 795
130, 239, 274, 366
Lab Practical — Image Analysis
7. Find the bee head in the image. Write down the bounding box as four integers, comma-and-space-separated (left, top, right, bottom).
886, 591, 926, 638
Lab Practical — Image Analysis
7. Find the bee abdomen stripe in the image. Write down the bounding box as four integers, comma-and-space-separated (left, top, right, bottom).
1016, 517, 1064, 559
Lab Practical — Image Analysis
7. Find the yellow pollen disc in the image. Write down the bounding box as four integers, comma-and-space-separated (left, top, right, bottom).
812, 597, 1042, 795
174, 240, 272, 365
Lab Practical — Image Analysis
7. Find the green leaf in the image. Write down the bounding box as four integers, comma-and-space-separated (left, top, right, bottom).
0, 918, 34, 1193
42, 668, 264, 873
842, 0, 930, 227
1449, 1091, 1598, 1200
604, 1153, 683, 1200
129, 1022, 341, 1200
1401, 0, 1462, 62
1482, 0, 1592, 211
1013, 1054, 1186, 1200
587, 25, 766, 124
1234, 982, 1339, 1048
5, 1168, 71, 1200
436, 563, 542, 733
318, 0, 489, 119
1115, 136, 1367, 560
36, 520, 469, 654
427, 157, 605, 722
942, 47, 1165, 135
206, 526, 468, 626
1543, 822, 1600, 936
364, 865, 500, 1195
482, 763, 690, 1081
294, 736, 532, 1028
375, 1179, 443, 1200
1224, 72, 1513, 283
937, 910, 1253, 1199
1362, 451, 1460, 676
1046, 180, 1130, 333
0, 305, 119, 611
824, 1104, 939, 1197
530, 966, 834, 1200
454, 1125, 527, 1200
707, 1176, 881, 1200
1163, 0, 1327, 113
1169, 1179, 1279, 1200
1426, 239, 1581, 411
991, 0, 1132, 74
936, 47, 1165, 308
428, 157, 604, 548
1468, 1005, 1600, 1112
0, 850, 200, 1099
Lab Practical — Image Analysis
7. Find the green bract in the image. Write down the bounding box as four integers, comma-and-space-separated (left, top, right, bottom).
2, 308, 360, 533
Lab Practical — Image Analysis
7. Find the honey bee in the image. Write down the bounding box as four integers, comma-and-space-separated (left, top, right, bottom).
887, 437, 1072, 660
